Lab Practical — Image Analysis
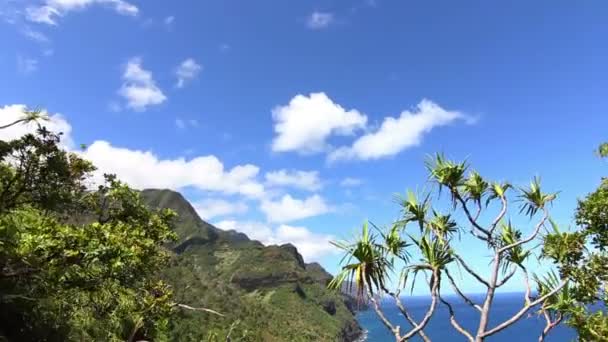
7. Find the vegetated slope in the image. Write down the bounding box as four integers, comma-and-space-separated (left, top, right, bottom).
140, 189, 362, 341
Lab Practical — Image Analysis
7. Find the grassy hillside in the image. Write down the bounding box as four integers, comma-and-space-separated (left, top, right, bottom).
140, 189, 362, 341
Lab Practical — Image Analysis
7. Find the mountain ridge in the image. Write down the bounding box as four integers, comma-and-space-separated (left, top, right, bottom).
139, 188, 363, 341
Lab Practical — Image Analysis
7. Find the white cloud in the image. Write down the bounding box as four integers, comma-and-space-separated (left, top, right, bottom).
265, 169, 322, 191
271, 92, 367, 154
328, 99, 466, 162
0, 104, 73, 148
306, 11, 333, 29
194, 199, 248, 220
175, 58, 202, 88
175, 118, 198, 129
340, 177, 362, 187
81, 141, 265, 197
16, 56, 38, 74
22, 27, 50, 43
215, 220, 337, 261
260, 194, 330, 223
26, 0, 138, 25
118, 57, 166, 111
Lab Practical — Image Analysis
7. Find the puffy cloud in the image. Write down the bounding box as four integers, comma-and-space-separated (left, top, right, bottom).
265, 169, 322, 191
81, 141, 265, 197
260, 194, 330, 223
328, 99, 467, 161
118, 57, 166, 111
306, 11, 333, 30
194, 199, 248, 220
0, 104, 73, 148
340, 177, 362, 187
214, 220, 337, 261
26, 0, 138, 25
271, 92, 367, 154
175, 58, 202, 88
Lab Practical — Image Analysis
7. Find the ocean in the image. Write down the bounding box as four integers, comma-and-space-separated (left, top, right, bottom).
356, 293, 576, 341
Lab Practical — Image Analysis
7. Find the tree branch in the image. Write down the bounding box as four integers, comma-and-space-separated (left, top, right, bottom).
498, 208, 548, 254
399, 270, 440, 341
368, 291, 401, 341
481, 281, 566, 338
389, 290, 431, 342
439, 294, 475, 342
455, 192, 491, 240
489, 197, 508, 236
174, 303, 225, 317
454, 254, 489, 287
445, 269, 482, 312
539, 310, 562, 342
496, 265, 517, 288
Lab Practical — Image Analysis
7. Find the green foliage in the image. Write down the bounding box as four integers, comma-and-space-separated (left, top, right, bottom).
540, 142, 608, 340
0, 121, 176, 341
330, 153, 566, 341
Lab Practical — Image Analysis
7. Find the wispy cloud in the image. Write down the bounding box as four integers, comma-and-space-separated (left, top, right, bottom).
306, 11, 333, 30
26, 0, 138, 25
16, 55, 38, 74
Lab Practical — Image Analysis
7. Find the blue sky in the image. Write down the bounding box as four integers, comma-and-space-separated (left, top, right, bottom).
1, 0, 607, 294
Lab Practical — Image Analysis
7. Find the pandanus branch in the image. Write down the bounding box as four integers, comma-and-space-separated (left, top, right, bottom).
454, 254, 489, 287
539, 310, 563, 342
480, 281, 566, 338
399, 269, 440, 342
387, 289, 431, 342
498, 208, 549, 255
445, 269, 482, 312
496, 265, 517, 288
439, 294, 475, 342
454, 192, 492, 241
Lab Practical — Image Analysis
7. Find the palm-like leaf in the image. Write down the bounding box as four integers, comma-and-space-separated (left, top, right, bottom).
428, 210, 458, 241
519, 177, 557, 218
426, 154, 467, 206
395, 190, 429, 231
462, 171, 488, 205
485, 181, 511, 207
328, 222, 392, 299
498, 221, 530, 273
535, 271, 573, 314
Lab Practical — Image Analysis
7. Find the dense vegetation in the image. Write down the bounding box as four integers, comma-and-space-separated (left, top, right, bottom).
0, 112, 361, 341
0, 118, 177, 341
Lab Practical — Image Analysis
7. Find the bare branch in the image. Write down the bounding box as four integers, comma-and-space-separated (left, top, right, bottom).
399, 270, 440, 341
539, 310, 563, 342
522, 268, 532, 305
175, 303, 225, 317
439, 294, 475, 342
454, 254, 489, 287
368, 293, 402, 341
481, 281, 566, 338
498, 208, 548, 254
455, 193, 491, 240
445, 269, 482, 312
389, 290, 431, 342
496, 265, 517, 288
489, 196, 508, 236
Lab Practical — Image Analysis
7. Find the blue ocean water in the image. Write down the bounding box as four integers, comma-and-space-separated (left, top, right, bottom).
357, 293, 576, 341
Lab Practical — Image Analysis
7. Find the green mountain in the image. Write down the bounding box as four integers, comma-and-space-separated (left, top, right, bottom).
140, 189, 362, 341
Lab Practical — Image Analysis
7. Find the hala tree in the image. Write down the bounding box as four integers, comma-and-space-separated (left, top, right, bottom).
330, 154, 569, 342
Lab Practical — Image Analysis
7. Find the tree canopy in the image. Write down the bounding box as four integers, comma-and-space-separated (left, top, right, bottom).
0, 115, 177, 341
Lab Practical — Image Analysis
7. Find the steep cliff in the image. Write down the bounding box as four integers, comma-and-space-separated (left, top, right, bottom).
140, 189, 362, 341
